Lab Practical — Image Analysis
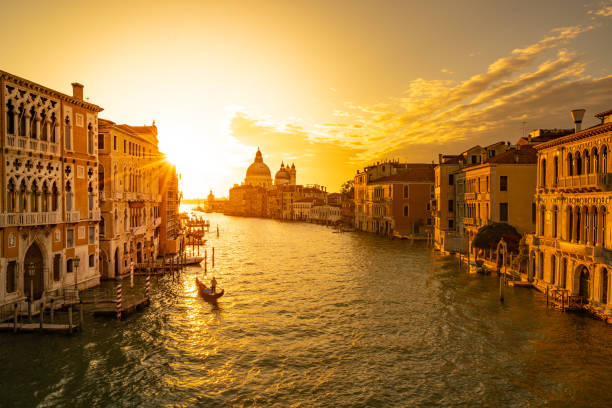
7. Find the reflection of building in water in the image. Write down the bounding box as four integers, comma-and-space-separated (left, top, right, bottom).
0, 70, 103, 309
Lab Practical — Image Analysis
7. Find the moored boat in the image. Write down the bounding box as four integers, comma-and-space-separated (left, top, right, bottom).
195, 277, 224, 301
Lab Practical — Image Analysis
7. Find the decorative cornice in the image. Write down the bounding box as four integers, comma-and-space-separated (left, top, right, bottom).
0, 70, 103, 113
534, 123, 612, 151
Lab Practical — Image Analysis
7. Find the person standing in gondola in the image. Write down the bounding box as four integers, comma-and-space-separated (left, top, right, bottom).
211, 275, 217, 293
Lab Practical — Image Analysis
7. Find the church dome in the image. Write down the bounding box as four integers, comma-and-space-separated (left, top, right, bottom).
275, 164, 291, 185
244, 148, 272, 187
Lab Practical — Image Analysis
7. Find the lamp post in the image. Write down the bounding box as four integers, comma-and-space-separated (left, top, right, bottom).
74, 255, 80, 292
27, 262, 35, 322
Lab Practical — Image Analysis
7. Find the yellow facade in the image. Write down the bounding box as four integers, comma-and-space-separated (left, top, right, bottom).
528, 110, 612, 313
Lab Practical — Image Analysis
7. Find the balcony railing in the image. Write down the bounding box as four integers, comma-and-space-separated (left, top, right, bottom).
464, 192, 476, 200
113, 192, 123, 200
5, 135, 60, 155
89, 208, 101, 221
131, 225, 147, 236
65, 210, 80, 223
556, 173, 612, 192
463, 217, 474, 225
0, 211, 60, 227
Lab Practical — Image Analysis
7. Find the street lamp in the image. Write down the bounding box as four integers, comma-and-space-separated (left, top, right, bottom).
74, 255, 80, 292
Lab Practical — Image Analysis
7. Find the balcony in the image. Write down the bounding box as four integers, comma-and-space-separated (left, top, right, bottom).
89, 208, 101, 221
124, 192, 136, 201
0, 212, 59, 227
131, 225, 147, 236
113, 192, 123, 200
65, 210, 80, 223
5, 135, 60, 156
464, 192, 476, 200
556, 173, 612, 192
463, 217, 474, 225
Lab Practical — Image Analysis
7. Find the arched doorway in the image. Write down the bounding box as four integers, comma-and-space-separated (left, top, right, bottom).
136, 242, 142, 264
24, 243, 44, 300
99, 250, 109, 279
114, 248, 120, 278
579, 266, 590, 299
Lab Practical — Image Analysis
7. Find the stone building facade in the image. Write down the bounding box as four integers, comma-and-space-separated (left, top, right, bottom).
97, 119, 163, 278
1, 71, 103, 308
528, 109, 612, 313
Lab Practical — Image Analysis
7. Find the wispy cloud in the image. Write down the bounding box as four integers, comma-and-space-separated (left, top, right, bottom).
229, 16, 610, 187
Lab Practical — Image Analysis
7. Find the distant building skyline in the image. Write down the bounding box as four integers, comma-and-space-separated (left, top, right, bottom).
2, 1, 610, 197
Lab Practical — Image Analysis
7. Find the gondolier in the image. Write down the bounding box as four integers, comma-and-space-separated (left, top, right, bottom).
211, 276, 217, 293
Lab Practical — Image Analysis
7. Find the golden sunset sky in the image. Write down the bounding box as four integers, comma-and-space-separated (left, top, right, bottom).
3, 0, 611, 198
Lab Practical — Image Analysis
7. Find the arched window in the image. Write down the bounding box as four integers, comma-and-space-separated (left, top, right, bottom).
601, 206, 607, 247
41, 182, 49, 212
567, 206, 573, 241
592, 206, 598, 245
6, 100, 15, 134
403, 185, 408, 198
602, 145, 608, 173
576, 152, 582, 176
538, 252, 544, 279
539, 206, 546, 236
29, 106, 37, 139
18, 105, 26, 137
592, 147, 599, 173
550, 255, 556, 284
403, 205, 408, 217
7, 178, 16, 212
583, 149, 590, 174
87, 123, 94, 154
541, 159, 547, 187
552, 205, 558, 238
30, 181, 39, 212
561, 258, 567, 288
19, 179, 27, 212
576, 207, 581, 242
51, 182, 59, 211
64, 115, 72, 150
40, 111, 48, 141
50, 113, 57, 143
65, 181, 73, 211
553, 156, 559, 185
567, 153, 573, 176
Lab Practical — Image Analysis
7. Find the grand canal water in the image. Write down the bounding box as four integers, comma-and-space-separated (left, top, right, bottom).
1, 212, 611, 407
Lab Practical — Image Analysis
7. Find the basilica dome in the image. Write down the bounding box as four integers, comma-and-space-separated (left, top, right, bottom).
244, 148, 272, 188
275, 163, 291, 185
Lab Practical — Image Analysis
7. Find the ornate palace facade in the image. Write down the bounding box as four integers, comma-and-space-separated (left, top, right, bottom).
1, 71, 103, 308
528, 109, 612, 313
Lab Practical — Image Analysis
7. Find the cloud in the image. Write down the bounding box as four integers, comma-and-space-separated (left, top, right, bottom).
228, 18, 610, 190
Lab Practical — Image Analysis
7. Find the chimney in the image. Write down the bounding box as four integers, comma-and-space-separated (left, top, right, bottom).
571, 109, 586, 133
71, 82, 84, 100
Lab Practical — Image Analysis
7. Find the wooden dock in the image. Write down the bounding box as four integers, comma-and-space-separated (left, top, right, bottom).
0, 322, 78, 333
92, 296, 150, 319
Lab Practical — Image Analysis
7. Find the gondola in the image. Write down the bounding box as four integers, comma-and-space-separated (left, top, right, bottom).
195, 277, 225, 301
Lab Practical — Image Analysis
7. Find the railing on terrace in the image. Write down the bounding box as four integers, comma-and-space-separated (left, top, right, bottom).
89, 208, 101, 221
1, 212, 59, 227
557, 173, 612, 191
5, 135, 60, 155
65, 210, 80, 223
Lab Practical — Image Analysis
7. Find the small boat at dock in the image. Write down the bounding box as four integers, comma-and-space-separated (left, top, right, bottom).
195, 277, 224, 301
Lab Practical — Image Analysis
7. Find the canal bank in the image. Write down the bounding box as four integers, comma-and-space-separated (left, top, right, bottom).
1, 213, 611, 407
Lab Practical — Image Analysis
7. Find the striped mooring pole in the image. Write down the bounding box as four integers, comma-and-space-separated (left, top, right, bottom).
116, 283, 122, 320
145, 274, 150, 299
